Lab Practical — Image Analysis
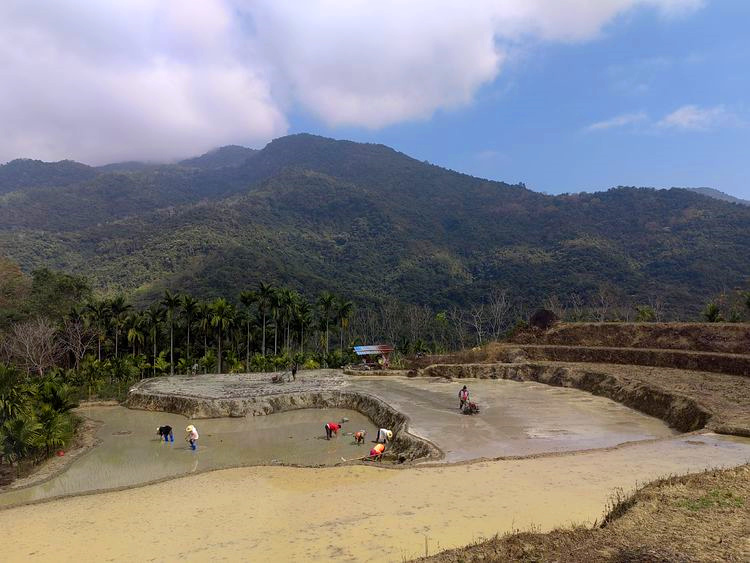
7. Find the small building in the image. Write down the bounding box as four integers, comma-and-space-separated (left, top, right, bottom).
353, 344, 394, 369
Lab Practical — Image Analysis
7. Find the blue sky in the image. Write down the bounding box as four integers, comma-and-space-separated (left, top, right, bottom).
290, 1, 749, 198
1, 1, 747, 199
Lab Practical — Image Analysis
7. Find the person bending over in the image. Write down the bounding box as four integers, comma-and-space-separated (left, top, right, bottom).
156, 425, 173, 442
325, 422, 341, 440
185, 425, 199, 450
375, 428, 393, 444
369, 443, 385, 461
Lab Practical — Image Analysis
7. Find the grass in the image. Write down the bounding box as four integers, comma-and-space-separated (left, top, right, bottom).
417, 464, 750, 562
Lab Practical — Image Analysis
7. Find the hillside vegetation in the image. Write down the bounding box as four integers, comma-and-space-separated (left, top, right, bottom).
1, 134, 749, 316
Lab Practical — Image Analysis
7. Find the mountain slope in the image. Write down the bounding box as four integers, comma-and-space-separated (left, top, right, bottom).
0, 134, 748, 316
687, 187, 749, 206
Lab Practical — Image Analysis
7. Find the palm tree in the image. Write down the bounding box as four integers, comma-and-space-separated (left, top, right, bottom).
257, 282, 275, 356
336, 298, 354, 351
240, 290, 258, 370
125, 312, 145, 357
85, 299, 111, 362
161, 290, 181, 376
35, 405, 73, 457
0, 365, 35, 424
144, 304, 165, 377
317, 291, 336, 355
270, 289, 284, 355
0, 417, 41, 466
295, 300, 313, 354
197, 301, 213, 369
210, 298, 235, 374
108, 295, 132, 359
180, 294, 198, 362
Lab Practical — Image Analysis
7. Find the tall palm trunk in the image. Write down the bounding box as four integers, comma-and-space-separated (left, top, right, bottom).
115, 327, 119, 359
186, 324, 191, 361
217, 328, 222, 374
169, 319, 174, 376
262, 312, 267, 355
246, 322, 250, 371
152, 328, 157, 377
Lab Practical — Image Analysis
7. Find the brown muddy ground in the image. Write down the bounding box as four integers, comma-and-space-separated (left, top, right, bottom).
419, 464, 750, 562
3, 435, 750, 562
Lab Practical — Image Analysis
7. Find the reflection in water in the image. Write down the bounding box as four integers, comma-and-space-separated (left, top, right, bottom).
0, 407, 378, 508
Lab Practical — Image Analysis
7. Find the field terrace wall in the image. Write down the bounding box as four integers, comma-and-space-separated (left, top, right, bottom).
420, 363, 712, 433
510, 323, 750, 355
125, 389, 440, 462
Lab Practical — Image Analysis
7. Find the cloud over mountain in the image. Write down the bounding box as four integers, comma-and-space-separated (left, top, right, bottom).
0, 0, 703, 164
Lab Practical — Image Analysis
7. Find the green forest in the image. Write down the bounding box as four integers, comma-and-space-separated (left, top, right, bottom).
1, 134, 749, 318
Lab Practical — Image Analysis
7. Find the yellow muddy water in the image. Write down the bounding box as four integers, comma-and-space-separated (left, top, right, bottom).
3, 433, 750, 562
0, 406, 378, 508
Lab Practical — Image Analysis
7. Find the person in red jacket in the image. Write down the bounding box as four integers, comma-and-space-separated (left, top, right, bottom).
324, 421, 341, 440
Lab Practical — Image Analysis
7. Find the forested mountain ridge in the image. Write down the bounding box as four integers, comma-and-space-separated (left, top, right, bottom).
1, 134, 748, 317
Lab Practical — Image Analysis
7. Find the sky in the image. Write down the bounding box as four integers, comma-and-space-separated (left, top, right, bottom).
0, 1, 748, 198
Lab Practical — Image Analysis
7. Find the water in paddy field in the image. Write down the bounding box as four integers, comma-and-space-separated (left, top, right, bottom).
349, 377, 679, 462
0, 407, 378, 508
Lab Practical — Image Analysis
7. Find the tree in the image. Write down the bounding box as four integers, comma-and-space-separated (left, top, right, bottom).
85, 300, 111, 362
702, 302, 723, 323
6, 317, 62, 377
210, 298, 235, 374
125, 312, 145, 357
59, 316, 95, 370
336, 298, 354, 351
196, 301, 213, 364
35, 405, 72, 457
0, 417, 41, 465
108, 295, 132, 359
296, 300, 313, 354
144, 304, 165, 376
257, 282, 275, 356
160, 290, 181, 376
239, 290, 257, 370
0, 364, 35, 424
317, 291, 336, 355
180, 294, 198, 362
635, 305, 656, 322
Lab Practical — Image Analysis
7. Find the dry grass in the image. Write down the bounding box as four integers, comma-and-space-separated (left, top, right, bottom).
418, 464, 750, 562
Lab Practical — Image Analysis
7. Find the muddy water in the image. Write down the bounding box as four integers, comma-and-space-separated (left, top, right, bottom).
0, 406, 378, 508
348, 376, 677, 461
3, 433, 750, 562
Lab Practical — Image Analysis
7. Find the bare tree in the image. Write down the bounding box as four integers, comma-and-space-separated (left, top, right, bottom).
7, 317, 63, 376
593, 286, 614, 322
448, 306, 468, 350
406, 304, 432, 345
59, 318, 96, 369
567, 293, 586, 321
467, 303, 486, 346
647, 294, 666, 321
543, 294, 566, 320
379, 301, 402, 345
487, 289, 512, 340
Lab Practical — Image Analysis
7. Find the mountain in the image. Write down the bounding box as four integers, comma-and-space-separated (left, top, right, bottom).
0, 158, 97, 194
1, 134, 748, 316
179, 145, 258, 169
686, 187, 749, 206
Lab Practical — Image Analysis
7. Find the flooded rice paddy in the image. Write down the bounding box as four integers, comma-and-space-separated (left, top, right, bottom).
348, 377, 677, 461
0, 406, 378, 508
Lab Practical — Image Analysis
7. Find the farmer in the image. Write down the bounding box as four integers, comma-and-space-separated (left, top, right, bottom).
353, 430, 367, 444
156, 425, 173, 442
324, 421, 342, 440
375, 428, 393, 444
458, 385, 469, 410
369, 443, 385, 461
185, 424, 199, 450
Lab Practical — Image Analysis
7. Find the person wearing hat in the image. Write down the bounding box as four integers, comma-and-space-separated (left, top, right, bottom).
156, 425, 173, 442
375, 428, 393, 444
369, 443, 385, 461
185, 425, 199, 450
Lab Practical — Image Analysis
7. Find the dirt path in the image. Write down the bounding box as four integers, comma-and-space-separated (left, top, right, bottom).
3, 433, 750, 562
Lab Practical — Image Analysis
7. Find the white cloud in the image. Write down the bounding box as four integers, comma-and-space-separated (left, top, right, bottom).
0, 0, 704, 163
586, 111, 648, 131
657, 105, 736, 130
